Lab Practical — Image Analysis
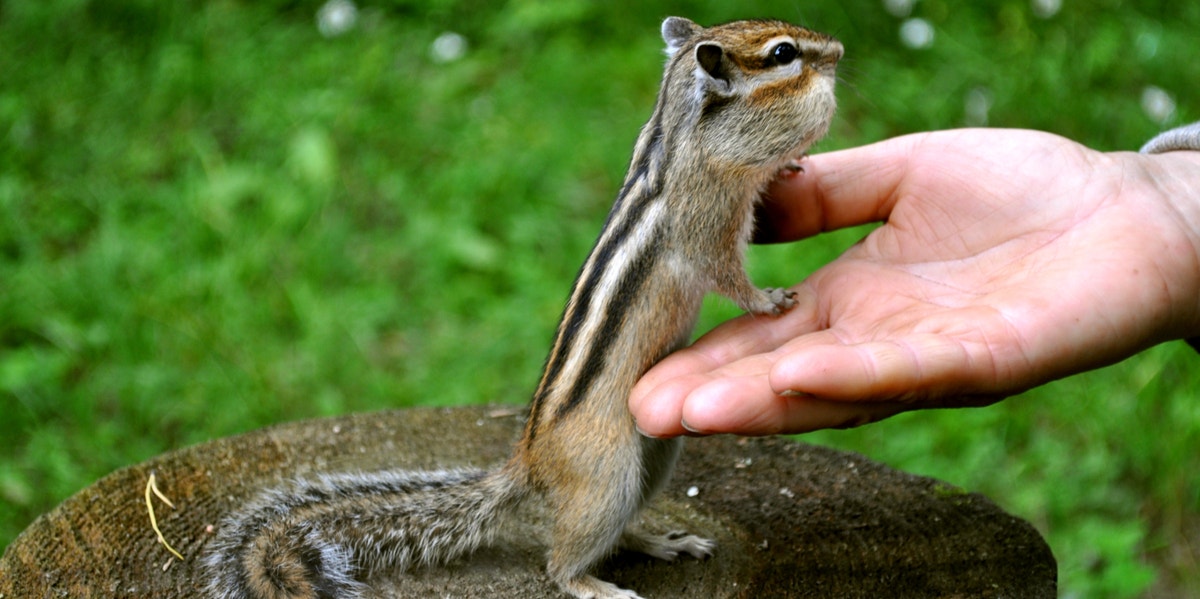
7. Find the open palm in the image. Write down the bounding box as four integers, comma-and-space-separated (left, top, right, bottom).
631, 128, 1200, 436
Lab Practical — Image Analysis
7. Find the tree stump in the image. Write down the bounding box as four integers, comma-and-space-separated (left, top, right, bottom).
0, 406, 1055, 598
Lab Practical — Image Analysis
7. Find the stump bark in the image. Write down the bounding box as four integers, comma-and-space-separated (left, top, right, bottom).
0, 406, 1055, 598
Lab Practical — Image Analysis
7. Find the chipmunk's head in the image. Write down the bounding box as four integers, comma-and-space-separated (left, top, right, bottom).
660, 17, 841, 169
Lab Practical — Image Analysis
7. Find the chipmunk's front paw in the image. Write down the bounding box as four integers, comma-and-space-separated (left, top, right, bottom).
758, 287, 798, 315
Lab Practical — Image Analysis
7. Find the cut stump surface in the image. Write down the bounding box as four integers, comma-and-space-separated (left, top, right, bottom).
0, 406, 1055, 598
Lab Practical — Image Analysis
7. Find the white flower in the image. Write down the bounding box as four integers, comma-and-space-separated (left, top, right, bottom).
430, 32, 468, 63
964, 87, 992, 127
1031, 0, 1062, 19
316, 0, 357, 38
1141, 86, 1176, 125
899, 18, 934, 49
883, 0, 916, 18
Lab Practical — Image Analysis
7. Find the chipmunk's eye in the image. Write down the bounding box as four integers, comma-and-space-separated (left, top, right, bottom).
771, 42, 799, 65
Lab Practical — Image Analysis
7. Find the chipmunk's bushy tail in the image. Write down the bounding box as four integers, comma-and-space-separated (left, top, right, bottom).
201, 467, 523, 599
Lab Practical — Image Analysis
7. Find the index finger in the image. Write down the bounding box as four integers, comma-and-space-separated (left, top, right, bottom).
757, 133, 930, 243
630, 288, 824, 436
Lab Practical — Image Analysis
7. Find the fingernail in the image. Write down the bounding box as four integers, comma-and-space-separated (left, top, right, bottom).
779, 389, 815, 398
634, 422, 664, 439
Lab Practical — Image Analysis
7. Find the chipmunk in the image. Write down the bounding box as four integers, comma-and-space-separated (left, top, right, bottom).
201, 16, 841, 599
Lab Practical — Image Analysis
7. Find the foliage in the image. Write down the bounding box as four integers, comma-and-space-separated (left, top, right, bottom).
2, 1, 1198, 597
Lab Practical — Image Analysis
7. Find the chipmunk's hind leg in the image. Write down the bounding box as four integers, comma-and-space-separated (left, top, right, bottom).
545, 505, 714, 599
543, 452, 647, 599
546, 492, 645, 598
617, 435, 716, 562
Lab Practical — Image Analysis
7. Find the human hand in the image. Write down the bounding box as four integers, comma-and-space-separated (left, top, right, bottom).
631, 128, 1200, 437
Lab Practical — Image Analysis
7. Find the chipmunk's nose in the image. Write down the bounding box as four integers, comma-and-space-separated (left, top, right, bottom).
826, 40, 844, 64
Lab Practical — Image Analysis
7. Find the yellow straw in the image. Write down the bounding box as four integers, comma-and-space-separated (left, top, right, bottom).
145, 472, 184, 561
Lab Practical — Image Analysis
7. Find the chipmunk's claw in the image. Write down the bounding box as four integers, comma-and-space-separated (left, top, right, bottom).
779, 155, 807, 176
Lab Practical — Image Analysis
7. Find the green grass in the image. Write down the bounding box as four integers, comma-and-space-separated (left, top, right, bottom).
2, 1, 1199, 597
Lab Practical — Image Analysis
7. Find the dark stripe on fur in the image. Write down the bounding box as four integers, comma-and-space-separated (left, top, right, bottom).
526, 169, 661, 440
555, 233, 662, 421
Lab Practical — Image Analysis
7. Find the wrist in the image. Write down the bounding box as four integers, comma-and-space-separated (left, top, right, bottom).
1139, 150, 1200, 340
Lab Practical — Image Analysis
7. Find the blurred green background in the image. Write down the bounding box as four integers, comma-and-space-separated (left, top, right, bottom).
2, 0, 1197, 596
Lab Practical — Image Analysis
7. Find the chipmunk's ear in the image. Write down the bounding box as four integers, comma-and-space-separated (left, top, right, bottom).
662, 16, 700, 56
694, 42, 732, 96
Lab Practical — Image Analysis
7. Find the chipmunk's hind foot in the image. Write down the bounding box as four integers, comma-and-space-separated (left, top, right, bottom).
559, 574, 645, 599
620, 526, 715, 562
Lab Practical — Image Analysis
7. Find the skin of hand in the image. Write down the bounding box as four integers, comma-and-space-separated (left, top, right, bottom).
630, 128, 1200, 438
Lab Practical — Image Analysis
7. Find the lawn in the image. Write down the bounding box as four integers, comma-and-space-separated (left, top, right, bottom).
2, 1, 1198, 597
